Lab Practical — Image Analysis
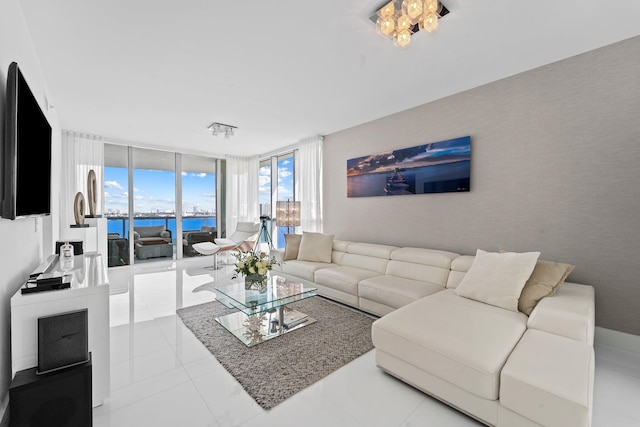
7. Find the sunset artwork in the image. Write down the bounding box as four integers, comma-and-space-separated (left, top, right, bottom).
347, 136, 471, 198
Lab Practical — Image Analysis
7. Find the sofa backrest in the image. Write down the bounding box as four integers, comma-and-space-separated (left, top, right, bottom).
340, 242, 398, 274
134, 225, 169, 238
446, 255, 475, 288
331, 240, 351, 265
387, 247, 460, 286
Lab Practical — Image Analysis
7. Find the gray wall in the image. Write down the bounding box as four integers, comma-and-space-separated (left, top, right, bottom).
324, 36, 640, 336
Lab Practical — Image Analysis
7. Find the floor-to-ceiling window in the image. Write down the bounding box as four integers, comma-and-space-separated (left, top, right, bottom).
132, 148, 177, 261
181, 155, 217, 257
104, 144, 220, 265
259, 152, 295, 249
104, 144, 130, 267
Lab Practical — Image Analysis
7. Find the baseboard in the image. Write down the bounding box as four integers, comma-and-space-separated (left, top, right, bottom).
595, 326, 640, 354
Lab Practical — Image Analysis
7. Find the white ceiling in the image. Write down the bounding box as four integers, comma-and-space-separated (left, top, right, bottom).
18, 0, 640, 158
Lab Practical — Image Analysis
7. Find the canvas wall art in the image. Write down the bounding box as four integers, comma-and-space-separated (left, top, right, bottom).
347, 136, 471, 198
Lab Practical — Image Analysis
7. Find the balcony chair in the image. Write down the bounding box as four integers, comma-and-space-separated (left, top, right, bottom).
192, 221, 261, 269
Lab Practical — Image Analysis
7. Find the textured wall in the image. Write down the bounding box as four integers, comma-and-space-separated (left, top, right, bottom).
324, 36, 640, 336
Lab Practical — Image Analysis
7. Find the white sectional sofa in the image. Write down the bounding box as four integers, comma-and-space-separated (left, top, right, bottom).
272, 236, 595, 427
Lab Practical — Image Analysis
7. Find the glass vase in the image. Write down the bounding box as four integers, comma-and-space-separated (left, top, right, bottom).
244, 273, 267, 291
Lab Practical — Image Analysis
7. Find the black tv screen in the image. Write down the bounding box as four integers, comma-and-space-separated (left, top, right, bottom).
2, 62, 52, 219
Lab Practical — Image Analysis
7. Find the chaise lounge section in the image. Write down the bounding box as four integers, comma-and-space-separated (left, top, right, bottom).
272, 233, 594, 426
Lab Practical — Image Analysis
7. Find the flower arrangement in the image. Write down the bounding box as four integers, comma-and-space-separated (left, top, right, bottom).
231, 251, 279, 280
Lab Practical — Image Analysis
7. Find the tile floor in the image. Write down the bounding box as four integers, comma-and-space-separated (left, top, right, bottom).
93, 256, 640, 427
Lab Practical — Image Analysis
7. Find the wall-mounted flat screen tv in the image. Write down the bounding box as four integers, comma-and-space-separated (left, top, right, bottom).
1, 61, 52, 219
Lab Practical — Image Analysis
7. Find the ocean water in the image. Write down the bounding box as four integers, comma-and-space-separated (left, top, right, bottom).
107, 217, 217, 238
347, 160, 470, 197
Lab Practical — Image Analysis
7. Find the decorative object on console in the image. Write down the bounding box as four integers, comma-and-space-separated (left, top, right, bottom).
87, 169, 97, 217
73, 192, 86, 226
347, 136, 471, 198
275, 199, 301, 234
55, 240, 84, 256
371, 0, 450, 48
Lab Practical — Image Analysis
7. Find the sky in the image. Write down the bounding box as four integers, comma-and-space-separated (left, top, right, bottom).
259, 157, 294, 206
104, 167, 216, 214
105, 157, 294, 215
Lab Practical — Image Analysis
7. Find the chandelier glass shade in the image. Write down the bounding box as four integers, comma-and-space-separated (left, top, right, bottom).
374, 0, 447, 47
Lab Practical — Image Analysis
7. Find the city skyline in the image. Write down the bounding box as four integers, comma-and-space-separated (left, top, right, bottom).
104, 167, 216, 215
105, 158, 294, 216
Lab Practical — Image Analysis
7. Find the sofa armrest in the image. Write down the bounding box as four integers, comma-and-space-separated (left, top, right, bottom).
527, 282, 595, 345
269, 249, 284, 265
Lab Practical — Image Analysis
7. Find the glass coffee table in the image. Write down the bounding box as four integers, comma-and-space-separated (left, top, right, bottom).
214, 272, 317, 347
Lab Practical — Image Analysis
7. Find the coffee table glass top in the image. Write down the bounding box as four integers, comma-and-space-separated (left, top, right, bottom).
214, 273, 317, 316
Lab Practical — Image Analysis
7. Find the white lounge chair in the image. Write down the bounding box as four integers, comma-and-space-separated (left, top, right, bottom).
192, 221, 261, 269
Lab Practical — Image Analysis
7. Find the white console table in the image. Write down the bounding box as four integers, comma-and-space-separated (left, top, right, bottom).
11, 252, 110, 407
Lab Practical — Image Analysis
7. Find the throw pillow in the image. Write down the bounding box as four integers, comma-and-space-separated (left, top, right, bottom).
518, 260, 575, 315
296, 232, 334, 263
283, 234, 302, 261
455, 249, 541, 312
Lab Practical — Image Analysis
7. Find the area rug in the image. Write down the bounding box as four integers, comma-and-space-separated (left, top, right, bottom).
176, 296, 376, 409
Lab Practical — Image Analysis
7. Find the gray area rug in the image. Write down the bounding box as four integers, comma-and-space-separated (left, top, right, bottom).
176, 296, 376, 410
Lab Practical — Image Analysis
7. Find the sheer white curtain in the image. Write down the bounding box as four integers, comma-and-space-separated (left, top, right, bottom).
295, 135, 323, 232
60, 131, 104, 235
225, 155, 260, 235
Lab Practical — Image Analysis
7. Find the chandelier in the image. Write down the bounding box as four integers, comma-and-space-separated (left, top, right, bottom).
208, 122, 237, 138
372, 0, 449, 48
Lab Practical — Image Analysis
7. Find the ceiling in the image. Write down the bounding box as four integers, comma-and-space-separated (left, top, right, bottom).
18, 0, 640, 158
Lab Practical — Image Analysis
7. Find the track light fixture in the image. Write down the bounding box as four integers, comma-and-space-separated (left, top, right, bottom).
208, 122, 237, 138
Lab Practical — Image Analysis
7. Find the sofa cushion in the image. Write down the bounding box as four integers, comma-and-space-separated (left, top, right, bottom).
518, 260, 575, 315
455, 249, 540, 311
297, 232, 334, 263
372, 290, 527, 400
135, 225, 167, 238
359, 275, 444, 310
281, 260, 336, 282
500, 329, 594, 427
314, 265, 380, 296
283, 234, 302, 261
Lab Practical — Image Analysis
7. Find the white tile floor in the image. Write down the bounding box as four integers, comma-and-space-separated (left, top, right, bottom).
94, 256, 640, 427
